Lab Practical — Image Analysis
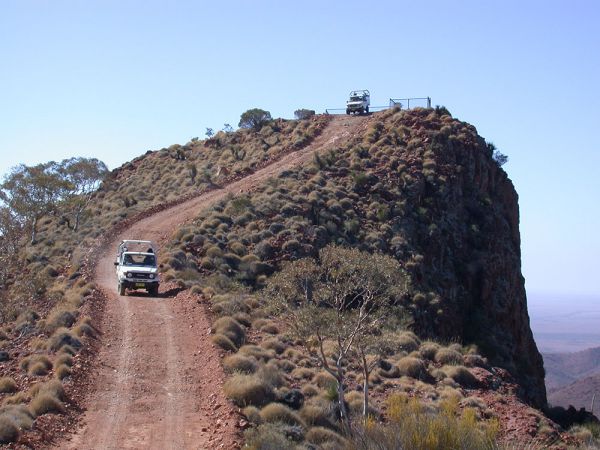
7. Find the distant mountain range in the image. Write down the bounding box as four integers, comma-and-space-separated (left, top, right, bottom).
548, 374, 600, 411
544, 346, 600, 411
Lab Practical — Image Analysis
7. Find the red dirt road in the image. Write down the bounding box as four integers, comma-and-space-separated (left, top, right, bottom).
56, 115, 366, 450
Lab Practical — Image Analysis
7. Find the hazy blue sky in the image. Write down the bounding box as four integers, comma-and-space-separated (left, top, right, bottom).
1, 0, 599, 298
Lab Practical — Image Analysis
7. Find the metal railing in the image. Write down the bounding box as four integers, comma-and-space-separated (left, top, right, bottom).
325, 96, 432, 115
389, 97, 432, 109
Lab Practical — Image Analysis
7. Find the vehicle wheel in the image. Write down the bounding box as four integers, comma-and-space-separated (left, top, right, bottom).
366, 106, 369, 114
346, 109, 350, 115
118, 282, 126, 296
148, 285, 158, 297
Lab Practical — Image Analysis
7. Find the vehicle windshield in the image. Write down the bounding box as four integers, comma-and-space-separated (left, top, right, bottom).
122, 253, 156, 267
350, 95, 363, 101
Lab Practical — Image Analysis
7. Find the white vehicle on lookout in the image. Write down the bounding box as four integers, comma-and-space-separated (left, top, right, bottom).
346, 89, 370, 115
114, 240, 160, 296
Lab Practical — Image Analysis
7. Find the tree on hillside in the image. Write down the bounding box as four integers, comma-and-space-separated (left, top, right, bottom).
238, 108, 272, 131
0, 206, 24, 301
0, 162, 70, 243
294, 109, 315, 120
265, 245, 409, 429
58, 157, 109, 231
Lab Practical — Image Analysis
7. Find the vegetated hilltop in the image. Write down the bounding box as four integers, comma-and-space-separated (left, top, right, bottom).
166, 107, 544, 405
545, 346, 600, 391
0, 113, 330, 446
159, 107, 596, 447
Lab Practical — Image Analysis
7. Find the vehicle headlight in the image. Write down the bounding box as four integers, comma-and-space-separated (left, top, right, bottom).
149, 274, 155, 279
126, 272, 132, 278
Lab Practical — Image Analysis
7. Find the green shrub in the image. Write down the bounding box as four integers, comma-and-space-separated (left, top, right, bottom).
223, 374, 274, 407
260, 402, 305, 427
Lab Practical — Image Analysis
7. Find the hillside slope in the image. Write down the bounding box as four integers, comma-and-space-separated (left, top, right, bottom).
55, 115, 367, 449
165, 107, 546, 408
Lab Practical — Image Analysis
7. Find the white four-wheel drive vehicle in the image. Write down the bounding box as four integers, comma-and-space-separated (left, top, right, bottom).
346, 90, 370, 115
114, 240, 160, 296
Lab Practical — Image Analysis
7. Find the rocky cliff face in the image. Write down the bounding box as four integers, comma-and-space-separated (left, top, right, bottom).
390, 110, 547, 408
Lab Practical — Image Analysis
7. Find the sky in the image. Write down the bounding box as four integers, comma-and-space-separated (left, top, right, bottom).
1, 0, 599, 298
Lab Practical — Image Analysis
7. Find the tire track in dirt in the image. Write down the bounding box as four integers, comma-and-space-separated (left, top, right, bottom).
56, 115, 367, 450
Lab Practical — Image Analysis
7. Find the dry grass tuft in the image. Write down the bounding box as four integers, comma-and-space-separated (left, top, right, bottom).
396, 356, 427, 379
419, 341, 441, 360
0, 378, 17, 394
211, 333, 237, 352
47, 328, 81, 352
300, 399, 335, 428
213, 316, 246, 348
29, 394, 65, 416
259, 402, 305, 427
0, 405, 33, 431
223, 374, 274, 407
243, 423, 292, 449
54, 364, 71, 380
442, 365, 479, 388
2, 392, 29, 406
54, 354, 74, 368
0, 416, 19, 444
20, 354, 52, 373
222, 354, 257, 374
434, 347, 463, 365
260, 337, 286, 354
314, 371, 337, 389
301, 384, 320, 397
238, 345, 273, 362
73, 323, 95, 338
292, 367, 315, 380
305, 426, 347, 447
242, 405, 262, 425
28, 362, 50, 376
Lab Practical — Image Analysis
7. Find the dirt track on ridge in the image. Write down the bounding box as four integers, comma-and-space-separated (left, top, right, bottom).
57, 115, 366, 450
